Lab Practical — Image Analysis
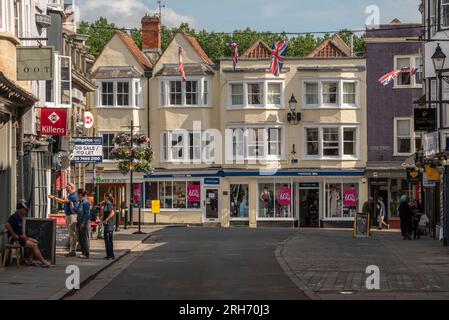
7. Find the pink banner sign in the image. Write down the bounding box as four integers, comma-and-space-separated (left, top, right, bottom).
343, 188, 358, 207
188, 184, 201, 203
278, 188, 292, 206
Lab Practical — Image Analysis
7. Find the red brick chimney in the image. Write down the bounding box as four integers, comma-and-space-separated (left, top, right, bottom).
141, 14, 161, 62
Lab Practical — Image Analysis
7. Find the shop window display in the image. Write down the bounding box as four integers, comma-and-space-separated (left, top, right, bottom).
258, 181, 293, 218
230, 184, 249, 219
326, 182, 359, 218
173, 181, 187, 209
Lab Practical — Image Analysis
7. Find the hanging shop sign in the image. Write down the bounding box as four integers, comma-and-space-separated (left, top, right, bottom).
406, 168, 421, 184
17, 46, 54, 81
422, 131, 439, 158
40, 108, 67, 136
84, 111, 94, 129
71, 137, 103, 163
414, 109, 437, 132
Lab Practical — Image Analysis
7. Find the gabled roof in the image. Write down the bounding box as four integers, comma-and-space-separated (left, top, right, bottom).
242, 40, 272, 59
308, 34, 351, 58
116, 31, 152, 69
179, 31, 214, 65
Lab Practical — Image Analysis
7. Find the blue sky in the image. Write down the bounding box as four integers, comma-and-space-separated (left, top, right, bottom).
76, 0, 421, 32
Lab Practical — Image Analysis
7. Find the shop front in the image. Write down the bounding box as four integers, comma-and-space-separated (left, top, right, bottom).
140, 170, 366, 228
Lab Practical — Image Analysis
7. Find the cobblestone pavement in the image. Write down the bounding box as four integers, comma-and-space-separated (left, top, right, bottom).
278, 229, 449, 300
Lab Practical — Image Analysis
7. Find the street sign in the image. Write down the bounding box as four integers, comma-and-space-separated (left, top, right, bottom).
71, 137, 103, 163
414, 109, 437, 132
152, 200, 161, 214
84, 111, 94, 129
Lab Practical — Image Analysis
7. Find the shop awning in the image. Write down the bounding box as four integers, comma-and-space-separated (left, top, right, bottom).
0, 71, 38, 107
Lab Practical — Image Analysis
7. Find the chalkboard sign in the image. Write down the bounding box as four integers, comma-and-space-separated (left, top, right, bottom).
23, 218, 56, 264
353, 212, 370, 239
49, 214, 69, 249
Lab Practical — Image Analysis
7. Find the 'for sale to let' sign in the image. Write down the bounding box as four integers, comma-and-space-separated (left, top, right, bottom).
40, 108, 67, 136
71, 137, 103, 164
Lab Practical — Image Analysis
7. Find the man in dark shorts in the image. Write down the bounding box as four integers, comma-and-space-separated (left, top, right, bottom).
4, 200, 50, 268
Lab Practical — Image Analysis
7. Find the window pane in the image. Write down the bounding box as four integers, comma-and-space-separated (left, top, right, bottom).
442, 0, 449, 27
186, 81, 198, 105
306, 128, 319, 156
60, 57, 71, 105
322, 82, 338, 104
171, 133, 184, 160
267, 83, 281, 105
117, 82, 130, 106
160, 181, 173, 209
415, 57, 423, 84
259, 183, 274, 217
397, 120, 411, 136
323, 128, 339, 156
343, 128, 356, 156
230, 184, 249, 218
342, 183, 358, 218
397, 58, 411, 85
231, 84, 243, 105
268, 128, 281, 156
144, 182, 158, 209
203, 80, 208, 104
326, 183, 342, 218
276, 183, 292, 218
232, 129, 245, 158
101, 82, 113, 106
169, 81, 182, 105
173, 181, 187, 209
343, 82, 356, 104
248, 83, 263, 105
398, 138, 411, 153
305, 82, 319, 105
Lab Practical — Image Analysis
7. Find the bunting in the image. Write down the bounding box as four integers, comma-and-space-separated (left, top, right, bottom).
228, 42, 239, 71
179, 46, 186, 82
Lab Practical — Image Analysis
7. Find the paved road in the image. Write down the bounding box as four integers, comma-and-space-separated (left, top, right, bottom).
90, 227, 307, 300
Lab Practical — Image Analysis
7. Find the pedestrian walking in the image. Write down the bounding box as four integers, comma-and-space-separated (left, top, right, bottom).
411, 199, 423, 240
76, 189, 91, 259
100, 193, 116, 260
399, 195, 413, 240
48, 183, 79, 257
376, 197, 390, 230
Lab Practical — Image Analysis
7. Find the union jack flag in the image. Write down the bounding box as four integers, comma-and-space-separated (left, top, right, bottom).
270, 39, 288, 77
179, 46, 186, 82
378, 69, 402, 86
228, 43, 239, 71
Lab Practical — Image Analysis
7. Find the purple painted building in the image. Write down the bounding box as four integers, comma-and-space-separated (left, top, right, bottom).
365, 20, 423, 225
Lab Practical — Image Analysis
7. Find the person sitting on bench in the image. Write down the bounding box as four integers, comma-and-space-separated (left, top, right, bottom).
4, 200, 50, 268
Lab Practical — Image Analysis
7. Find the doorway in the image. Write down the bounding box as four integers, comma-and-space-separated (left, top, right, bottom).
299, 186, 320, 228
203, 188, 220, 223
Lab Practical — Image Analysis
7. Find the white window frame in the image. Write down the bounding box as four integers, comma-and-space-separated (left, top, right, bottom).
394, 55, 423, 89
95, 78, 143, 108
116, 81, 131, 107
159, 77, 210, 107
100, 132, 119, 162
393, 117, 415, 156
45, 54, 72, 108
226, 125, 286, 161
302, 79, 360, 109
227, 79, 285, 109
160, 131, 208, 163
302, 125, 360, 161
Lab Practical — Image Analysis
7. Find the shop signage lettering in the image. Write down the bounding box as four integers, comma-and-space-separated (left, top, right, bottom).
188, 185, 201, 203
423, 131, 439, 158
40, 108, 67, 136
425, 166, 441, 182
343, 188, 358, 207
17, 46, 54, 81
278, 188, 292, 206
71, 137, 103, 163
406, 168, 421, 184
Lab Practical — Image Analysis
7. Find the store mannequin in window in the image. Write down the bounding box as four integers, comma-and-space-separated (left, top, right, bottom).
330, 187, 340, 217
260, 187, 271, 217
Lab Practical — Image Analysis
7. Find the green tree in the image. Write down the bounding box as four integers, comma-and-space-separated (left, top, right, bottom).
77, 17, 118, 57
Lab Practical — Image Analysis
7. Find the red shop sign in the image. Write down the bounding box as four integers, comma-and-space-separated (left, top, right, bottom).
40, 108, 67, 136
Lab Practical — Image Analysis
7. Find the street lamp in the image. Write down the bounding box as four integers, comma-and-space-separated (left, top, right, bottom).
432, 43, 449, 246
287, 94, 301, 125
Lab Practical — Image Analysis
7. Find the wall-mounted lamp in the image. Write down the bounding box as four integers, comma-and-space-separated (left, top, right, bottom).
287, 94, 301, 125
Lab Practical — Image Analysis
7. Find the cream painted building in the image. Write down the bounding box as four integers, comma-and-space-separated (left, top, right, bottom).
89, 15, 368, 228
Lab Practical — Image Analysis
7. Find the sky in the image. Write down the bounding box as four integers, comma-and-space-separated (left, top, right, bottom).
74, 0, 422, 33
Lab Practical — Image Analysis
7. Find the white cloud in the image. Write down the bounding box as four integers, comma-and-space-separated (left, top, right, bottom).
76, 0, 199, 29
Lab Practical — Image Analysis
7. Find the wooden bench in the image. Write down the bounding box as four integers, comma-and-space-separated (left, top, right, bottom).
1, 229, 22, 267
